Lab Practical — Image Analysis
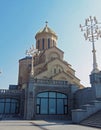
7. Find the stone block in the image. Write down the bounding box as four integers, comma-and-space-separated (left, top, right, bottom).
72, 109, 87, 123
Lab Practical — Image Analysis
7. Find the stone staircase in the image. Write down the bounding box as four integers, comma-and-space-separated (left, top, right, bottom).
72, 100, 101, 123
80, 110, 101, 128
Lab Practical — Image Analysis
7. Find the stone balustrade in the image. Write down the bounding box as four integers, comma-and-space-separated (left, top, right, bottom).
0, 89, 22, 95
30, 78, 68, 86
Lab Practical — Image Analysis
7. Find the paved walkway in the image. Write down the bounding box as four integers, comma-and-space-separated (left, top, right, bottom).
0, 120, 100, 130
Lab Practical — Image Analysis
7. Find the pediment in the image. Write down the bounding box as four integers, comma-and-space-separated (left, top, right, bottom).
52, 71, 80, 86
52, 71, 74, 80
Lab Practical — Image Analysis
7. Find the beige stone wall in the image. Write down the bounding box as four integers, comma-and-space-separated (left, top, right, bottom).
18, 57, 31, 85
45, 47, 63, 62
36, 33, 57, 51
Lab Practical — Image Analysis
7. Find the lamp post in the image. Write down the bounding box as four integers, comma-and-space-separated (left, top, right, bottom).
26, 45, 40, 77
80, 16, 101, 74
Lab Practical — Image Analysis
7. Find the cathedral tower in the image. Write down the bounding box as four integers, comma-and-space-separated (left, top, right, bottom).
35, 22, 57, 51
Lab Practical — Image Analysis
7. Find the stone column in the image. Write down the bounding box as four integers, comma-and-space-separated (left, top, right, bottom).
25, 78, 34, 120
90, 72, 101, 99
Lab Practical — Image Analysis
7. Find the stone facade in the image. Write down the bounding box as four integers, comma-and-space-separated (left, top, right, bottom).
23, 78, 79, 120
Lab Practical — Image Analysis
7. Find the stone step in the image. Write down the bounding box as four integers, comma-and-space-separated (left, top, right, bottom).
80, 110, 101, 128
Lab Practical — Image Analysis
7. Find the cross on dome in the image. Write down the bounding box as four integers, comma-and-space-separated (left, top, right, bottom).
45, 21, 48, 27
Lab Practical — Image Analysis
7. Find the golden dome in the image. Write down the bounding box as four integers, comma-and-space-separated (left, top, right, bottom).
35, 22, 57, 39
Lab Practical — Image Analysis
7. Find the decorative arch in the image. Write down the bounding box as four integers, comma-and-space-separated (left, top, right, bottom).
51, 64, 63, 75
49, 52, 60, 61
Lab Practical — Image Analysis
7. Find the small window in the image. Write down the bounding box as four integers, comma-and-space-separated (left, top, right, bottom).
48, 38, 50, 48
37, 40, 40, 49
53, 40, 55, 46
54, 68, 56, 74
42, 38, 44, 49
59, 69, 61, 73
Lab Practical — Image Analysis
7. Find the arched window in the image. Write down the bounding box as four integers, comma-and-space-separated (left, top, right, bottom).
42, 38, 45, 49
59, 68, 61, 73
54, 68, 56, 74
0, 98, 20, 114
36, 92, 68, 115
48, 38, 50, 48
37, 40, 40, 49
51, 65, 63, 75
53, 40, 56, 46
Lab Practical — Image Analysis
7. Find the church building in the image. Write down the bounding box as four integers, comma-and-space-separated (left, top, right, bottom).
0, 22, 101, 122
18, 23, 84, 120
18, 23, 83, 89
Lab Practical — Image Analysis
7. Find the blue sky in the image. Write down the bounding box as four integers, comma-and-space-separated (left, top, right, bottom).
0, 0, 101, 88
